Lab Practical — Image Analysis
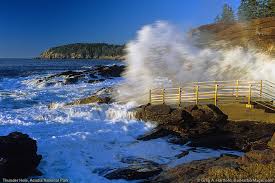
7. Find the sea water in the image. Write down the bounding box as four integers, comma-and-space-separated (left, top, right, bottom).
0, 59, 242, 183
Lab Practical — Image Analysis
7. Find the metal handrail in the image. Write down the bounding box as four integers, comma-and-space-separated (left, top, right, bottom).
148, 80, 274, 111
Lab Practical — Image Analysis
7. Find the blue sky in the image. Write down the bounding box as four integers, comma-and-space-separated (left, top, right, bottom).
0, 0, 240, 58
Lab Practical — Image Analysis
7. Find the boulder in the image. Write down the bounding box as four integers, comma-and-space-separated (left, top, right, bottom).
67, 95, 111, 105
136, 104, 228, 143
0, 132, 42, 178
136, 104, 193, 125
136, 104, 275, 151
184, 104, 228, 123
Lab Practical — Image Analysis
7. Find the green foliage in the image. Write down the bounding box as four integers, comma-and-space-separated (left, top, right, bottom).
238, 0, 259, 21
266, 0, 275, 17
238, 0, 275, 21
215, 4, 235, 23
42, 43, 125, 59
214, 1, 275, 23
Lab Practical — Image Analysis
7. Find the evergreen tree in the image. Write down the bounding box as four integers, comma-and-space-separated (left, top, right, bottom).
215, 4, 235, 23
266, 0, 275, 17
238, 0, 260, 21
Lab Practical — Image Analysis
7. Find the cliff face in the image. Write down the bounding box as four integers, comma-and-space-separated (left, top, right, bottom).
192, 16, 275, 55
40, 43, 125, 60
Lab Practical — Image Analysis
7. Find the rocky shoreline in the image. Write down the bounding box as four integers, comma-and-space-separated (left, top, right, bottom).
102, 104, 275, 182
2, 64, 274, 182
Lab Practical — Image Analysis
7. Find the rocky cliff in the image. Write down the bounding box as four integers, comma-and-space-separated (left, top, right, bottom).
40, 43, 125, 60
192, 16, 275, 56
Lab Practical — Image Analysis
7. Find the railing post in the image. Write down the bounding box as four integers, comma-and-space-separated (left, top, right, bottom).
245, 84, 254, 109
178, 87, 181, 107
195, 85, 199, 105
214, 84, 218, 106
260, 80, 263, 98
248, 84, 252, 105
149, 89, 151, 104
236, 80, 239, 98
162, 88, 165, 104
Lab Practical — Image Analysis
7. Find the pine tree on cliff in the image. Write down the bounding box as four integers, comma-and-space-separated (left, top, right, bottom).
266, 0, 275, 16
238, 0, 260, 21
215, 4, 235, 23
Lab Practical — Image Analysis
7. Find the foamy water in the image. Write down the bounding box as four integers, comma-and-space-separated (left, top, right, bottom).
0, 59, 242, 183
117, 21, 275, 103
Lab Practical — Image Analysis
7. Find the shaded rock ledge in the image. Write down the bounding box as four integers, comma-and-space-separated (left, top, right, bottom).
0, 132, 42, 179
135, 104, 275, 152
149, 149, 275, 183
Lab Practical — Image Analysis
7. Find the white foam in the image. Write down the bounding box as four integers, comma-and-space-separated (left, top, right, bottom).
117, 21, 275, 103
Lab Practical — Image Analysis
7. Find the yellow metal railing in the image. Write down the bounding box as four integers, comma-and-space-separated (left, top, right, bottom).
149, 80, 275, 111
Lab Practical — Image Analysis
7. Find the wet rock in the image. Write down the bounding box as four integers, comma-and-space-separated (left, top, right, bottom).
56, 71, 83, 77
175, 150, 189, 159
136, 104, 228, 146
67, 95, 111, 105
87, 79, 105, 84
104, 157, 162, 180
37, 65, 125, 86
0, 132, 42, 178
136, 104, 193, 125
66, 87, 114, 106
137, 127, 176, 141
94, 65, 125, 78
94, 87, 113, 96
167, 135, 189, 145
64, 75, 84, 84
136, 104, 275, 152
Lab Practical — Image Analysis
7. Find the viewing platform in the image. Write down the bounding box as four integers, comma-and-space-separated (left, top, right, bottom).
148, 80, 275, 112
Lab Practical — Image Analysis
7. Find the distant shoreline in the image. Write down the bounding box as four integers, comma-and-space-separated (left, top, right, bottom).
39, 43, 125, 60
34, 57, 124, 61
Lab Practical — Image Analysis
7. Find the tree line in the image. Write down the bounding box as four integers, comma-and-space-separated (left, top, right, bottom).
42, 43, 125, 59
215, 0, 275, 23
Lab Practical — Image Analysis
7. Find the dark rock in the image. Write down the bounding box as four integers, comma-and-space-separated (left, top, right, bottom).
0, 132, 42, 178
104, 157, 162, 180
137, 127, 173, 141
136, 104, 193, 125
87, 79, 105, 84
184, 104, 228, 123
67, 95, 111, 105
56, 71, 83, 77
222, 121, 275, 151
37, 65, 125, 87
64, 75, 84, 84
136, 104, 275, 152
136, 104, 228, 146
167, 135, 189, 145
94, 65, 125, 78
175, 151, 189, 159
188, 131, 235, 149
